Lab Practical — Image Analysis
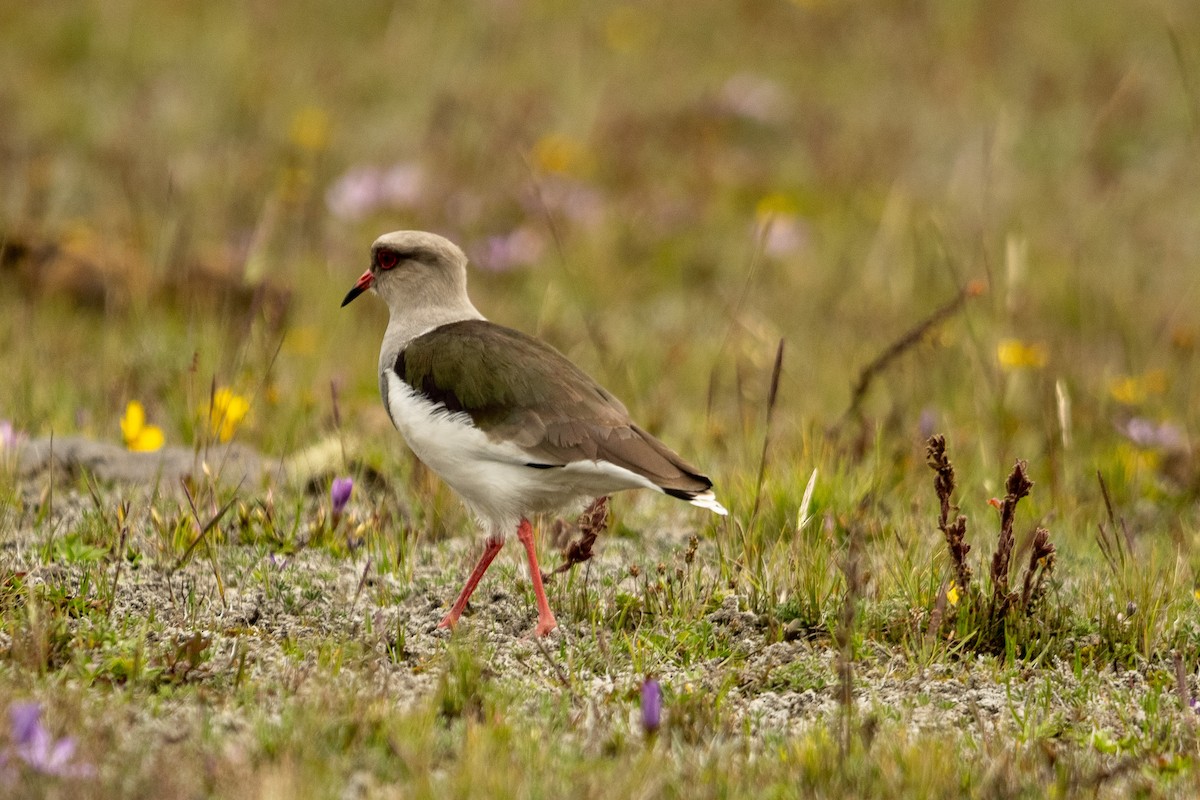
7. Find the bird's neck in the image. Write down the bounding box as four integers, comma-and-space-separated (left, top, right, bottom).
378, 301, 485, 374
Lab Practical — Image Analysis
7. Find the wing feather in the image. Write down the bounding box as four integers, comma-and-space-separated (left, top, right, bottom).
395, 320, 712, 495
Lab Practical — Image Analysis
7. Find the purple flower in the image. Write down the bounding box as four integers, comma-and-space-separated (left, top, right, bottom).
640, 677, 662, 736
5, 702, 93, 778
520, 177, 605, 230
918, 407, 938, 440
473, 227, 546, 273
717, 73, 787, 124
1119, 418, 1187, 452
325, 163, 425, 220
0, 420, 22, 450
331, 477, 354, 517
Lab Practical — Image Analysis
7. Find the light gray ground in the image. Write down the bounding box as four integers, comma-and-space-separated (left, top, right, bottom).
0, 441, 1188, 781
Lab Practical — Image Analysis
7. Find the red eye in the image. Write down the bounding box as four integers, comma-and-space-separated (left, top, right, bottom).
377, 250, 399, 270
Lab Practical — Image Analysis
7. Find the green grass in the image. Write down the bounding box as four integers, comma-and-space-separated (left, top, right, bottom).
3, 0, 1200, 797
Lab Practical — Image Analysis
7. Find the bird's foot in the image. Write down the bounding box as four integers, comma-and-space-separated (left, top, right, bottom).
532, 610, 558, 637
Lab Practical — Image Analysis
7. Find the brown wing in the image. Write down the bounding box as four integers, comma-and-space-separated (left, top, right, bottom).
394, 320, 712, 495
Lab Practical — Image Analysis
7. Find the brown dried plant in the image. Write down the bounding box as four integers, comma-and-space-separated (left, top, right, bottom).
990, 460, 1033, 617
1019, 527, 1057, 612
925, 436, 1058, 642
924, 435, 972, 591
547, 496, 610, 578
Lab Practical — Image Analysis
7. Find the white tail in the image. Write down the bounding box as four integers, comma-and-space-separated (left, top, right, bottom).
689, 490, 728, 516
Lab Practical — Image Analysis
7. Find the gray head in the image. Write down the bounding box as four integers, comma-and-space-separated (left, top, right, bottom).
341, 231, 474, 315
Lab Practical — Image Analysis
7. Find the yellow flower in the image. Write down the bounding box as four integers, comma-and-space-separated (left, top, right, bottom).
996, 339, 1048, 370
1109, 369, 1167, 406
289, 106, 330, 153
532, 134, 592, 177
946, 581, 960, 607
1193, 588, 1200, 602
120, 401, 165, 452
755, 192, 800, 222
209, 388, 250, 443
283, 325, 319, 356
1114, 442, 1160, 480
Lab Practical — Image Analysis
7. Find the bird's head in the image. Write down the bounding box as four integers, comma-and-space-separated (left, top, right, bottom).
341, 230, 471, 312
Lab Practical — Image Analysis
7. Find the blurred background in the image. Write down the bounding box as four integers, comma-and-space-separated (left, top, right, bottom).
1, 0, 1198, 525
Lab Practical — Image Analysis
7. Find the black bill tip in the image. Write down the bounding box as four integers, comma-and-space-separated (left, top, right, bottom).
341, 285, 366, 307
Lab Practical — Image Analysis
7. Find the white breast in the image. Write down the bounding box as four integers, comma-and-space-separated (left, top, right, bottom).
382, 372, 660, 525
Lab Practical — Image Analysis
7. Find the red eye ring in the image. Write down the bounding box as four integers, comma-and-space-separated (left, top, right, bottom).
377, 250, 399, 270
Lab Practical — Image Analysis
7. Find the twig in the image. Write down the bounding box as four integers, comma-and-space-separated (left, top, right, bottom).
351, 557, 373, 614
841, 281, 983, 427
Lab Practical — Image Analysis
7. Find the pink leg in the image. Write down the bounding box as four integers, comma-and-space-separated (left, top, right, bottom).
517, 518, 558, 636
438, 535, 505, 630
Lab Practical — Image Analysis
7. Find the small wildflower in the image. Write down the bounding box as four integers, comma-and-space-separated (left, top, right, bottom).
640, 677, 662, 736
331, 477, 354, 518
532, 134, 593, 178
1114, 442, 1161, 478
209, 388, 249, 443
996, 339, 1048, 370
946, 581, 960, 607
718, 73, 787, 124
1193, 588, 1200, 602
325, 162, 425, 221
1109, 370, 1167, 406
5, 702, 94, 778
120, 401, 165, 452
473, 227, 545, 273
756, 192, 800, 219
754, 193, 808, 257
283, 325, 320, 356
289, 106, 330, 153
522, 177, 605, 229
1118, 418, 1186, 452
918, 407, 937, 440
0, 420, 23, 450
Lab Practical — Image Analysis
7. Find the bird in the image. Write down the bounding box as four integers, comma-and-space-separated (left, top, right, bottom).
341, 230, 727, 636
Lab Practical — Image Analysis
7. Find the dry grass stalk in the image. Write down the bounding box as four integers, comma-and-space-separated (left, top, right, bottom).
923, 583, 949, 653
924, 435, 972, 591
842, 281, 984, 428
836, 527, 862, 755
750, 338, 786, 522
1094, 471, 1132, 574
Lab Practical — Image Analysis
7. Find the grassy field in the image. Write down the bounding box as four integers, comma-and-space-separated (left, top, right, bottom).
3, 1, 1200, 796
